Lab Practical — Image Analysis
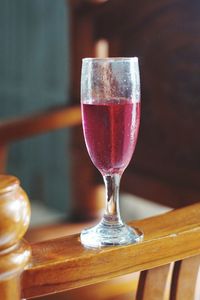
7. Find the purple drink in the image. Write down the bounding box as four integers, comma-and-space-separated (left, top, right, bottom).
82, 99, 140, 175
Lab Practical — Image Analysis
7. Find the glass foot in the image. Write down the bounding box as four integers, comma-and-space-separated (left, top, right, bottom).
80, 220, 143, 249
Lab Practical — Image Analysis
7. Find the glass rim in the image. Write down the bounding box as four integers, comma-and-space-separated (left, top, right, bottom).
82, 57, 138, 62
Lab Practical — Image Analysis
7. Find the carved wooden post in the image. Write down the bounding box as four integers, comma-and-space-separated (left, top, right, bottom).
0, 175, 31, 300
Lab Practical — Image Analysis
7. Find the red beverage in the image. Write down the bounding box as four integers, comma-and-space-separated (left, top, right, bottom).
82, 99, 140, 175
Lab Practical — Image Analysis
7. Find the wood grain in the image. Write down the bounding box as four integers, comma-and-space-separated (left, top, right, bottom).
22, 202, 200, 299
136, 264, 172, 300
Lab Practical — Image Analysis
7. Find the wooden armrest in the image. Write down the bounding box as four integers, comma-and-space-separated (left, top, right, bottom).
0, 105, 81, 144
22, 202, 200, 299
1, 175, 200, 300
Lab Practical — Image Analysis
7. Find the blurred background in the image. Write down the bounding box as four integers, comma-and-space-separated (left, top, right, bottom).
1, 0, 200, 232
0, 0, 71, 223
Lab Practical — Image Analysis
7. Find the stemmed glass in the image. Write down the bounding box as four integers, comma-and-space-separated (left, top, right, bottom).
80, 57, 143, 248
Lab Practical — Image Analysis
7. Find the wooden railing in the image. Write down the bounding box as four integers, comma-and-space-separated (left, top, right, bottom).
1, 174, 200, 299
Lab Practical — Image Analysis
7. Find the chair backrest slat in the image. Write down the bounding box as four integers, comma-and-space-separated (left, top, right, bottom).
170, 255, 200, 300
136, 264, 173, 300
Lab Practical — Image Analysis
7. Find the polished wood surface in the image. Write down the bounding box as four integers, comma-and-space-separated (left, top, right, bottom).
1, 175, 200, 300
22, 202, 200, 299
0, 174, 19, 195
0, 277, 21, 300
0, 175, 30, 250
0, 175, 31, 300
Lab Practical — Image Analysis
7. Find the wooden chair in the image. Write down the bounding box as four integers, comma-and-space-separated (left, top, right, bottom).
1, 174, 200, 300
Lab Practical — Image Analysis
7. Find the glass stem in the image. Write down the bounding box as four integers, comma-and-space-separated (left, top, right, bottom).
102, 174, 123, 226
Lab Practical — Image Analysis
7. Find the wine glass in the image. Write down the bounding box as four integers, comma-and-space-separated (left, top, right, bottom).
80, 57, 143, 248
